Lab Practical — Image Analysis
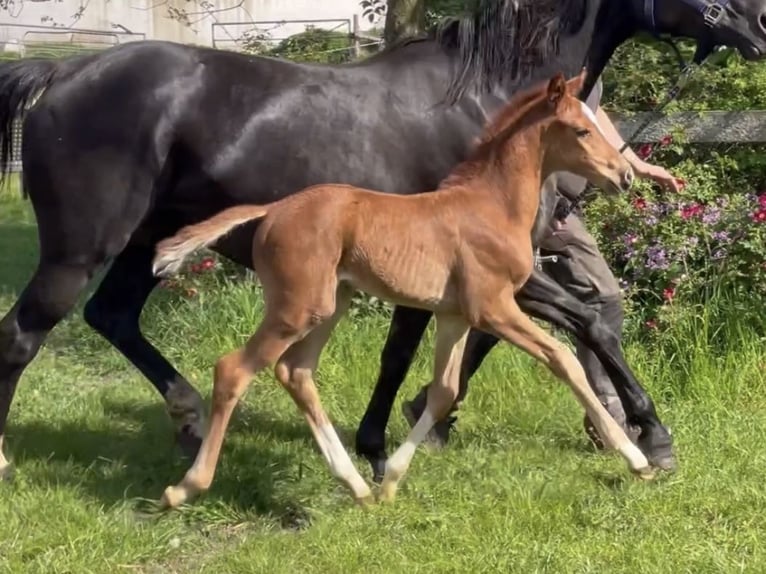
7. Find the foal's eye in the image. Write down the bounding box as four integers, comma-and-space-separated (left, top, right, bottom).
575, 128, 591, 138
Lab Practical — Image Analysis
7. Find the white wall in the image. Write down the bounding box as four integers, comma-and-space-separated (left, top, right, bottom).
0, 0, 382, 49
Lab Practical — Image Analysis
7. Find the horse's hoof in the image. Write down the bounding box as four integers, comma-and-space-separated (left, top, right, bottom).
359, 451, 387, 484
638, 425, 676, 472
175, 426, 202, 460
370, 458, 387, 485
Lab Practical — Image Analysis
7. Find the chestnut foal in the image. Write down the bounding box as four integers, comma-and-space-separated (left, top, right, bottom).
153, 72, 652, 509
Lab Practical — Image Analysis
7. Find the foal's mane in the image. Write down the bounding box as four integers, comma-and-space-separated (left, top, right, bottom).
437, 80, 554, 190
436, 0, 589, 102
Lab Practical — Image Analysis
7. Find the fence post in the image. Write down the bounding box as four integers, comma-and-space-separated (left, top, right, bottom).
352, 15, 360, 59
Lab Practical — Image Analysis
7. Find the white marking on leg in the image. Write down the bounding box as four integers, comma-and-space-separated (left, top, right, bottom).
381, 408, 437, 499
0, 435, 10, 478
166, 380, 206, 439
317, 423, 372, 501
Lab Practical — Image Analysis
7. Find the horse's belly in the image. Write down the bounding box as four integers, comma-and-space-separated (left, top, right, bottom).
340, 259, 458, 313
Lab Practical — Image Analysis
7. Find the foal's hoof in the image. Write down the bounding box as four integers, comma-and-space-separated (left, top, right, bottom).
377, 479, 399, 503
160, 484, 192, 509
175, 426, 203, 460
631, 465, 656, 481
355, 492, 377, 508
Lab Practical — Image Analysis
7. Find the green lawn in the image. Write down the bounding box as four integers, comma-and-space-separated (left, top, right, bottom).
1, 177, 765, 573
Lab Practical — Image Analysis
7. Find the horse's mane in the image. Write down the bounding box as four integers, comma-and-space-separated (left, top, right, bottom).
435, 0, 589, 102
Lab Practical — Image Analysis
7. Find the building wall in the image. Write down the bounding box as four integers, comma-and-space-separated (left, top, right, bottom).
0, 0, 381, 48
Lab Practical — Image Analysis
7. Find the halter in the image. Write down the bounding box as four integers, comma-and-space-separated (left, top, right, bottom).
644, 0, 731, 65
644, 0, 729, 32
533, 0, 731, 270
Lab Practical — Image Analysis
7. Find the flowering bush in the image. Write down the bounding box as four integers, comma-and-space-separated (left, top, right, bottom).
583, 143, 766, 328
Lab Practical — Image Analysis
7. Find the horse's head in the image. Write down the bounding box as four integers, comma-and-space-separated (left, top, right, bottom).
541, 72, 633, 198
634, 0, 766, 60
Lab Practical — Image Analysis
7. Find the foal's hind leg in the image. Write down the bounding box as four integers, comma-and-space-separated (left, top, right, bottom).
477, 290, 654, 479
275, 286, 373, 504
160, 309, 306, 508
380, 314, 470, 502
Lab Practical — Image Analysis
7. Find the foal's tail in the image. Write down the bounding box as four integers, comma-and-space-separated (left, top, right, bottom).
152, 205, 270, 277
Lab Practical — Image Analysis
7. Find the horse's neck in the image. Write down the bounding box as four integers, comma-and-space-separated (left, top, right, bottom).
477, 127, 546, 231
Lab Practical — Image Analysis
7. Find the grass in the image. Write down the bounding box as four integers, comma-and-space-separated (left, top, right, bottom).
1, 176, 766, 573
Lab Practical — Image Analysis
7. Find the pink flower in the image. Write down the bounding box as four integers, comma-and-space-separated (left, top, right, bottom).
660, 134, 673, 147
680, 203, 704, 220
199, 257, 216, 271
637, 144, 654, 160
752, 209, 766, 223
759, 194, 766, 208
663, 287, 675, 302
632, 197, 647, 211
645, 319, 658, 329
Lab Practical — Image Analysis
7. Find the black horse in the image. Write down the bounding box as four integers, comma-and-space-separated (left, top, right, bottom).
0, 0, 764, 483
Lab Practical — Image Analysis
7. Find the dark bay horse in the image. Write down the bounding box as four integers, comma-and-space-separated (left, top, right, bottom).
0, 0, 765, 481
153, 72, 647, 509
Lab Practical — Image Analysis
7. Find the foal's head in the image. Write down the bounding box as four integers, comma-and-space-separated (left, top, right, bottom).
538, 72, 634, 197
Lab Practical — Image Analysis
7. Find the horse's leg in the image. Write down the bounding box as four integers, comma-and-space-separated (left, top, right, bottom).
274, 286, 373, 504
477, 289, 654, 478
355, 305, 432, 482
379, 314, 470, 502
516, 270, 675, 470
0, 260, 103, 479
83, 242, 205, 456
401, 328, 500, 451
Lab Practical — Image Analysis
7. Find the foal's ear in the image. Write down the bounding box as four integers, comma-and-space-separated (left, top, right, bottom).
547, 73, 567, 108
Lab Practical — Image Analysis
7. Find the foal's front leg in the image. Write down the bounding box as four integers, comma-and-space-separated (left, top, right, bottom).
477, 288, 654, 479
380, 314, 470, 502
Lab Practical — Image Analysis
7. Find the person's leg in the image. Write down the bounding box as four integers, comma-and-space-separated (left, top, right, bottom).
538, 212, 640, 446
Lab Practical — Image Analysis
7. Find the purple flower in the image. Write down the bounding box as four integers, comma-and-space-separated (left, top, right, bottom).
645, 244, 669, 270
712, 231, 731, 243
645, 215, 659, 226
702, 208, 721, 225
746, 192, 757, 204
623, 233, 637, 246
713, 249, 727, 260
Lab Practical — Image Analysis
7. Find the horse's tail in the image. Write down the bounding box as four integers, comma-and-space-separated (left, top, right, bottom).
153, 205, 271, 277
0, 58, 62, 185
